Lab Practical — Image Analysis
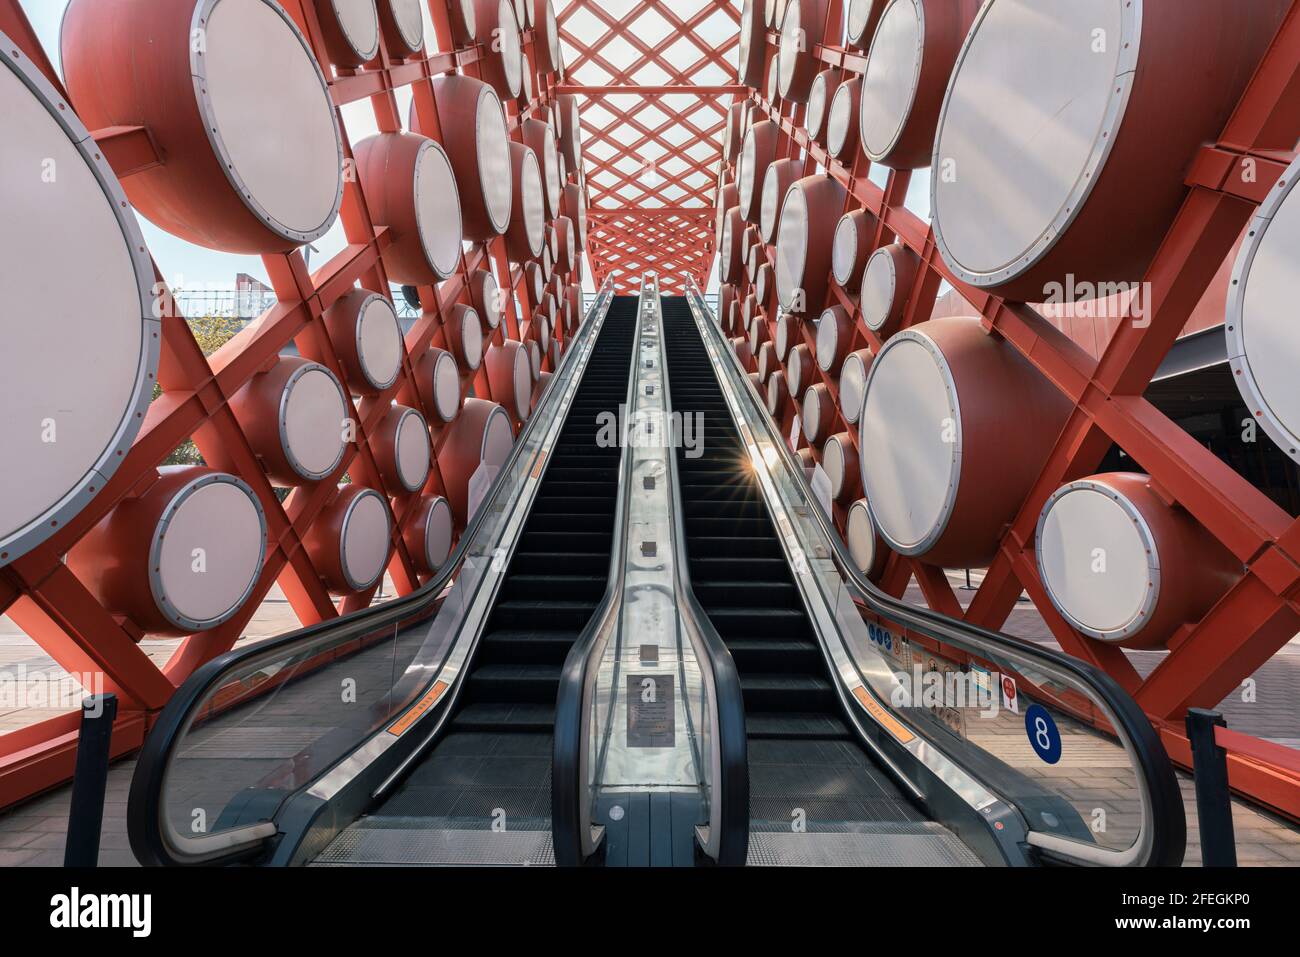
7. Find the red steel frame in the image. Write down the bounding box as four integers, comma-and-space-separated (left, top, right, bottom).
554, 0, 741, 294
0, 0, 576, 807
718, 1, 1300, 817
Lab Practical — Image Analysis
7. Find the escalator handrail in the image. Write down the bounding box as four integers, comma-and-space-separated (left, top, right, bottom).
128, 281, 617, 866
656, 292, 750, 865
681, 279, 1186, 867
551, 292, 645, 866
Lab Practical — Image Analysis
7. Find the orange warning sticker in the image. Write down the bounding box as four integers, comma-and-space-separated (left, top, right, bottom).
530, 451, 547, 479
387, 681, 449, 736
852, 686, 915, 745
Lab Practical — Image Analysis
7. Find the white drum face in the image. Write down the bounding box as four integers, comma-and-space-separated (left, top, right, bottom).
153, 476, 266, 630
0, 44, 155, 563
801, 387, 822, 442
860, 246, 897, 330
425, 496, 453, 569
846, 499, 877, 572
1228, 159, 1300, 460
387, 0, 426, 51
414, 141, 464, 279
542, 130, 562, 219
511, 348, 532, 418
824, 436, 847, 494
481, 405, 514, 470
832, 215, 860, 286
201, 0, 344, 243
332, 0, 381, 61
815, 310, 839, 370
1037, 484, 1157, 640
774, 187, 810, 308
760, 165, 784, 242
739, 128, 761, 213
394, 409, 431, 491
460, 310, 485, 369
433, 351, 461, 422
479, 272, 503, 329
777, 1, 803, 97
476, 89, 514, 234
497, 0, 524, 97
357, 295, 404, 390
283, 365, 349, 480
827, 82, 855, 156
521, 150, 547, 256
841, 353, 868, 424
932, 0, 1133, 287
847, 0, 877, 44
859, 334, 959, 554
341, 490, 390, 589
859, 0, 923, 161
807, 73, 830, 138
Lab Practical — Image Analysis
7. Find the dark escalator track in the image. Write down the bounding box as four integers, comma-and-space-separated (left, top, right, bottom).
314, 298, 637, 865
661, 296, 980, 867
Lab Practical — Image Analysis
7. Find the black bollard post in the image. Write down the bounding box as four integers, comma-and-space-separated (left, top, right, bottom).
1185, 707, 1237, 867
64, 693, 118, 867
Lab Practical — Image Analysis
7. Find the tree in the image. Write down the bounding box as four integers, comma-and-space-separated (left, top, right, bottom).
154, 315, 247, 466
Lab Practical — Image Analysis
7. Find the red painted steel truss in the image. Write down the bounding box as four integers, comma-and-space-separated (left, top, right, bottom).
718, 2, 1300, 816
555, 0, 742, 293
0, 0, 575, 806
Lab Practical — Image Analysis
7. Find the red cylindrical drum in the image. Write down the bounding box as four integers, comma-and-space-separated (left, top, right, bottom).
806, 69, 843, 148
738, 0, 768, 88
304, 484, 392, 594
776, 0, 830, 103
428, 75, 513, 241
767, 370, 792, 419
846, 497, 888, 578
61, 0, 345, 253
815, 306, 855, 375
412, 347, 462, 424
320, 289, 405, 396
68, 467, 267, 635
533, 0, 563, 73
354, 132, 463, 283
826, 77, 862, 161
861, 243, 919, 335
521, 118, 563, 221
506, 144, 547, 262
787, 343, 817, 399
760, 159, 801, 245
719, 207, 746, 285
738, 121, 779, 224
404, 494, 454, 575
859, 317, 1071, 567
435, 398, 515, 523
314, 0, 381, 67
832, 210, 877, 292
931, 0, 1285, 300
378, 0, 426, 57
373, 404, 431, 494
776, 175, 847, 316
473, 0, 524, 99
1035, 472, 1241, 649
839, 348, 872, 425
845, 0, 888, 50
443, 303, 485, 371
229, 357, 350, 486
823, 432, 861, 503
801, 382, 836, 445
485, 341, 534, 421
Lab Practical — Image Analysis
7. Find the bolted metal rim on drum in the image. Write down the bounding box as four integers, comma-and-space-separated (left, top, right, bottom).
277, 361, 350, 482
0, 36, 160, 567
929, 0, 1141, 290
146, 471, 268, 633
338, 487, 391, 591
189, 0, 346, 246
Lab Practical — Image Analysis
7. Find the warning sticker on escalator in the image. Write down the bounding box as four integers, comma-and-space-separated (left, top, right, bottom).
627, 674, 675, 747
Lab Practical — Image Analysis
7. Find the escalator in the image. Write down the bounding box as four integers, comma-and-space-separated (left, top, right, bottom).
311, 298, 638, 865
660, 296, 981, 865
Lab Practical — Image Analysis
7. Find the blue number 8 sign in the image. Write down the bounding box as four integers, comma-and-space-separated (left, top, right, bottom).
1024, 704, 1062, 764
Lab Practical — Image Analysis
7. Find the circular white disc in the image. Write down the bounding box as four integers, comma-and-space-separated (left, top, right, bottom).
497, 0, 524, 97
545, 0, 561, 71
388, 0, 425, 51
932, 0, 1132, 287
459, 309, 485, 370
832, 215, 860, 286
777, 0, 803, 98
859, 333, 959, 555
1229, 159, 1300, 460
476, 89, 514, 234
200, 0, 343, 243
282, 365, 349, 480
528, 340, 542, 380
394, 408, 431, 491
841, 352, 868, 424
846, 498, 877, 572
775, 186, 809, 308
860, 0, 923, 161
541, 128, 562, 219
739, 127, 760, 214
815, 309, 839, 371
154, 475, 265, 629
521, 150, 547, 255
824, 435, 848, 496
0, 44, 154, 563
801, 388, 823, 442
510, 347, 532, 419
1037, 483, 1157, 640
341, 490, 390, 590
357, 294, 403, 390
847, 0, 878, 44
432, 351, 461, 422
807, 73, 830, 139
414, 140, 464, 280
331, 0, 380, 61
827, 81, 854, 156
760, 165, 784, 242
478, 272, 503, 329
425, 496, 453, 569
481, 405, 514, 470
861, 246, 898, 331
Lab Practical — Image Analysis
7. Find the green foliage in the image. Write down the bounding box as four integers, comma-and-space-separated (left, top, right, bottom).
157, 314, 247, 467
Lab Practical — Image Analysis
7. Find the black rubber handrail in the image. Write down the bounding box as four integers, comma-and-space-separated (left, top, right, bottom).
681, 283, 1186, 867
128, 284, 616, 867
657, 294, 749, 865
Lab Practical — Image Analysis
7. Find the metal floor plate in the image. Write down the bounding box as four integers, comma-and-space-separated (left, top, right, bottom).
747, 828, 984, 867
312, 824, 555, 866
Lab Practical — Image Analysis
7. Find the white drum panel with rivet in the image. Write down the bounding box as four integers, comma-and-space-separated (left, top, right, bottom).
356, 294, 404, 391
283, 365, 351, 480
1227, 155, 1300, 462
1036, 482, 1157, 642
341, 489, 391, 590
823, 432, 858, 502
416, 495, 454, 572
430, 349, 462, 423
319, 0, 381, 64
861, 243, 918, 332
0, 38, 158, 565
840, 349, 871, 425
859, 0, 923, 163
859, 333, 957, 556
152, 474, 267, 631
394, 407, 431, 492
846, 498, 881, 574
380, 0, 425, 54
